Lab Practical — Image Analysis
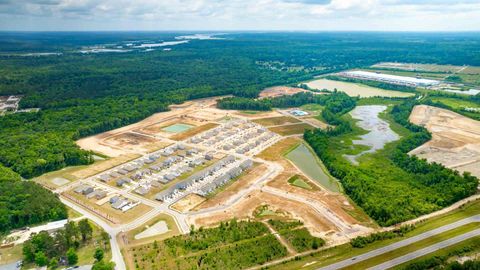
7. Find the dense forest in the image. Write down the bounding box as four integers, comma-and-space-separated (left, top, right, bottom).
1, 32, 480, 179
304, 98, 478, 226
0, 178, 67, 233
0, 32, 480, 232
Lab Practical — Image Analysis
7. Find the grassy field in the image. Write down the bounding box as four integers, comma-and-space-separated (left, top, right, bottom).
343, 223, 480, 270
253, 116, 300, 127
393, 237, 480, 269
170, 122, 218, 141
123, 214, 181, 247
287, 175, 313, 190
127, 220, 288, 270
268, 199, 480, 270
305, 79, 415, 98
269, 123, 315, 136
430, 97, 480, 110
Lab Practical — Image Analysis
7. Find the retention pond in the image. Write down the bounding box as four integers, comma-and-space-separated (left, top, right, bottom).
286, 143, 341, 192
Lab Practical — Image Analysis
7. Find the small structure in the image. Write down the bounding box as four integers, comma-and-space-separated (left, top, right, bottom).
135, 187, 149, 196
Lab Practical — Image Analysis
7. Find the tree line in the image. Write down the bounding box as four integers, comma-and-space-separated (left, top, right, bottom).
304, 98, 478, 226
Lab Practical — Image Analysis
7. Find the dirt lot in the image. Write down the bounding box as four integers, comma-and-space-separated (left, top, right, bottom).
171, 194, 206, 213
409, 105, 480, 178
76, 97, 234, 157
71, 154, 141, 179
259, 86, 308, 99
189, 190, 337, 237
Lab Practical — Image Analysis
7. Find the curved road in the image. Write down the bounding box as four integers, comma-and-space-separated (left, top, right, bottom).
317, 215, 480, 270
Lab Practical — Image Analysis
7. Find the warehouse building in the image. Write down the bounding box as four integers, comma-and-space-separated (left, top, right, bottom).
339, 70, 440, 87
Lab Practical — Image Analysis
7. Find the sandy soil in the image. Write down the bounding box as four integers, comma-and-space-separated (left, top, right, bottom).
409, 105, 480, 178
302, 117, 329, 129
171, 194, 206, 213
259, 86, 308, 99
189, 190, 337, 237
76, 97, 236, 157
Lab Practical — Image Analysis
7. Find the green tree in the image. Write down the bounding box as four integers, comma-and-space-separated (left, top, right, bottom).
100, 231, 110, 250
35, 251, 48, 267
94, 248, 104, 262
48, 257, 59, 269
66, 247, 78, 265
92, 260, 115, 270
78, 219, 93, 242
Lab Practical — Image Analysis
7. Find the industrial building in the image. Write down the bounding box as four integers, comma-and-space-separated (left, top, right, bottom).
339, 70, 440, 87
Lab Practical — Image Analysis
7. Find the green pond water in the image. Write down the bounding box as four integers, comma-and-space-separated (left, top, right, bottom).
286, 143, 341, 192
162, 123, 194, 133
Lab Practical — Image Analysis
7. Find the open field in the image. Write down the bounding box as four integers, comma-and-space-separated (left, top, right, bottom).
269, 123, 316, 136
122, 214, 181, 247
171, 193, 206, 213
305, 79, 415, 98
259, 86, 308, 99
409, 105, 480, 178
371, 62, 466, 73
253, 116, 300, 126
170, 122, 218, 140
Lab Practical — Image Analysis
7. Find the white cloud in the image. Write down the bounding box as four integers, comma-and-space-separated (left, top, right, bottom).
0, 0, 479, 30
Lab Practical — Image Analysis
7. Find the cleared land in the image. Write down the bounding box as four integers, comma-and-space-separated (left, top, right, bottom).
190, 190, 338, 237
122, 214, 181, 247
305, 79, 414, 98
253, 116, 301, 127
409, 105, 480, 178
269, 123, 316, 136
171, 193, 206, 213
259, 86, 308, 99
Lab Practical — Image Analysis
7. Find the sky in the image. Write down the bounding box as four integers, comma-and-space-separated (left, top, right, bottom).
0, 0, 479, 31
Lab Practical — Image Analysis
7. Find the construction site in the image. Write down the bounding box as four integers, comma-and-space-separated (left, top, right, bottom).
409, 105, 480, 178
37, 96, 375, 270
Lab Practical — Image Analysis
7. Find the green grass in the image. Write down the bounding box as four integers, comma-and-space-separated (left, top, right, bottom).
287, 175, 313, 190
430, 97, 479, 110
343, 223, 480, 270
393, 237, 480, 269
76, 222, 112, 265
268, 199, 480, 270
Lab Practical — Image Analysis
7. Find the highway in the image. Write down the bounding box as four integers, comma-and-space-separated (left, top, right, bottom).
317, 215, 480, 270
369, 228, 480, 270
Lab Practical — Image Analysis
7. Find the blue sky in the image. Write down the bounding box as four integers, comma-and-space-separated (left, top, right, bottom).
0, 0, 479, 31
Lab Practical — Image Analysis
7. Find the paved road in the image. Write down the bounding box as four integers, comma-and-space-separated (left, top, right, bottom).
317, 215, 480, 270
369, 228, 480, 270
61, 198, 127, 270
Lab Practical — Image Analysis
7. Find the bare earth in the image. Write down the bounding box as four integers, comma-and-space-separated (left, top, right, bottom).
76, 97, 235, 157
409, 105, 480, 178
190, 190, 337, 237
171, 194, 206, 213
259, 86, 308, 99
